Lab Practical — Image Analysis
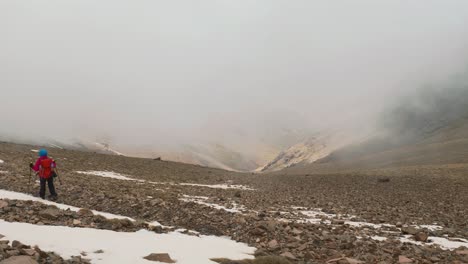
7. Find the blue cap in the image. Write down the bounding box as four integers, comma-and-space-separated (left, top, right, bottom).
39, 149, 48, 157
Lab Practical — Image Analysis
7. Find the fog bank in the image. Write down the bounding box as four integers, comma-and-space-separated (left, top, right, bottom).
1, 1, 468, 156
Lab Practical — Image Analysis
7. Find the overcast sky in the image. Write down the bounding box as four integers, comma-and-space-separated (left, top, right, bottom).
1, 1, 468, 149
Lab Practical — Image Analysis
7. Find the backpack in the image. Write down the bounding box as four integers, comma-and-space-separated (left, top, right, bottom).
39, 158, 54, 179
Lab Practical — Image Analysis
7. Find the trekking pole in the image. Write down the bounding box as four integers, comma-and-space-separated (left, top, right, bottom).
55, 167, 63, 185
28, 162, 33, 192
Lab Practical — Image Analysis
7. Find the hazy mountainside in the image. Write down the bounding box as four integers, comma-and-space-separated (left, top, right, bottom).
286, 81, 468, 173
4, 83, 467, 173
258, 132, 356, 172
1, 112, 317, 172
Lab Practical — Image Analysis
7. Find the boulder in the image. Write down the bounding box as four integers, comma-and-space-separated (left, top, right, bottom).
77, 208, 94, 216
39, 208, 60, 220
11, 241, 27, 249
414, 232, 428, 242
143, 253, 176, 263
0, 256, 38, 264
268, 239, 279, 249
0, 200, 8, 209
280, 252, 296, 260
401, 226, 420, 235
398, 256, 413, 263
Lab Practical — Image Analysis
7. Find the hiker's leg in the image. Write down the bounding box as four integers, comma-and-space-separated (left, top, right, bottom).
47, 177, 57, 197
39, 178, 46, 199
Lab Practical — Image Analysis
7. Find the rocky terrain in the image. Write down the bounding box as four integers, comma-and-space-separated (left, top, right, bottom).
0, 141, 467, 263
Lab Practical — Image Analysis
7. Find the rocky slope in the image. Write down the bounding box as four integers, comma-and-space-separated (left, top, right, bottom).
0, 141, 467, 263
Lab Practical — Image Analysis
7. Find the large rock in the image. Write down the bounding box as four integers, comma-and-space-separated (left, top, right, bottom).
414, 232, 428, 242
401, 226, 420, 235
77, 208, 94, 216
280, 252, 296, 260
0, 200, 8, 209
39, 208, 60, 220
143, 253, 176, 263
268, 239, 279, 249
0, 256, 38, 264
398, 256, 413, 263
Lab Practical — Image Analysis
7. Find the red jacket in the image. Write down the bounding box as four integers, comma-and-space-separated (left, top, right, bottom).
32, 156, 56, 179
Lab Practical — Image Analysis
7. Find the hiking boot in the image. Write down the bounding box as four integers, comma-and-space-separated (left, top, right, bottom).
48, 194, 58, 201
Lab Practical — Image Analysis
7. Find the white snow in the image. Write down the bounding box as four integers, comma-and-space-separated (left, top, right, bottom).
0, 159, 4, 164
31, 149, 39, 153
180, 195, 246, 213
0, 220, 255, 264
179, 183, 255, 191
76, 171, 255, 191
49, 144, 64, 149
289, 207, 468, 251
0, 189, 170, 228
0, 171, 7, 174
400, 235, 468, 250
76, 171, 145, 182
417, 224, 444, 231
0, 189, 132, 221
93, 142, 125, 156
370, 236, 387, 242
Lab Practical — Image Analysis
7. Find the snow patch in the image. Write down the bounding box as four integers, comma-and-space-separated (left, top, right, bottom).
180, 195, 246, 213
0, 171, 7, 174
179, 183, 255, 191
49, 144, 64, 149
291, 207, 467, 251
31, 149, 39, 153
93, 142, 125, 156
0, 189, 168, 228
370, 236, 387, 242
417, 224, 443, 231
400, 235, 468, 250
76, 171, 144, 182
0, 220, 255, 264
0, 159, 4, 164
76, 171, 255, 191
0, 189, 132, 221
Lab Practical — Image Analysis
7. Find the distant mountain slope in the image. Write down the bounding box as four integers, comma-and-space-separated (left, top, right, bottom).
283, 81, 468, 173
257, 132, 356, 172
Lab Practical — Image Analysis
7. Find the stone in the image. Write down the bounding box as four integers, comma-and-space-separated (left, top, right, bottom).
414, 232, 428, 242
401, 226, 420, 235
332, 220, 345, 225
268, 239, 279, 249
280, 252, 296, 260
143, 253, 176, 263
291, 228, 303, 235
5, 250, 20, 256
39, 208, 60, 220
0, 256, 38, 264
73, 219, 82, 225
19, 249, 36, 256
0, 200, 8, 209
77, 208, 94, 216
11, 241, 27, 249
456, 250, 468, 255
344, 258, 364, 264
378, 178, 390, 183
398, 256, 413, 263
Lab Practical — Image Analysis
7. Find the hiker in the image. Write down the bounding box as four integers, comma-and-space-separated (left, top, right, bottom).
30, 149, 58, 200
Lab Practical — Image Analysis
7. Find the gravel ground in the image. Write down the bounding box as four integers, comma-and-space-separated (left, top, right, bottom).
0, 142, 467, 263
